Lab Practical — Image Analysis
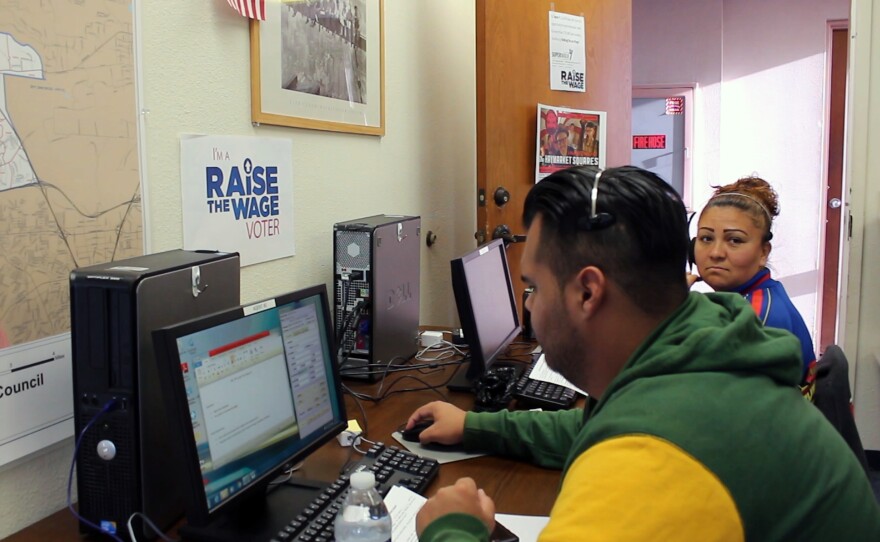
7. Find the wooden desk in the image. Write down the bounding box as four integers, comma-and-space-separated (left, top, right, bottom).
7, 359, 563, 541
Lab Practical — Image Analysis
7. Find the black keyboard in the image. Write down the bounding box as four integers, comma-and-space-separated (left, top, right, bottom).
513, 363, 578, 410
269, 443, 439, 542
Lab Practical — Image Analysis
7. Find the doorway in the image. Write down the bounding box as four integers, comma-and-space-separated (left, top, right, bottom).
818, 22, 849, 353
632, 85, 694, 207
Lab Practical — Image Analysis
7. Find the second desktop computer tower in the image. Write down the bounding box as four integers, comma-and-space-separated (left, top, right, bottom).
70, 250, 240, 540
334, 215, 420, 381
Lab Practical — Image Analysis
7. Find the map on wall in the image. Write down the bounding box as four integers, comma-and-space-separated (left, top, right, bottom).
0, 0, 143, 466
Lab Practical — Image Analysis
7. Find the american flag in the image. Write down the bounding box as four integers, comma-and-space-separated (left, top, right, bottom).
226, 0, 266, 20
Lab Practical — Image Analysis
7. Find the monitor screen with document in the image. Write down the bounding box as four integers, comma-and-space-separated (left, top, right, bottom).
153, 284, 347, 538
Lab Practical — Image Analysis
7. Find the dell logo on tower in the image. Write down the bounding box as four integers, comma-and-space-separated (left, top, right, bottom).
387, 282, 413, 311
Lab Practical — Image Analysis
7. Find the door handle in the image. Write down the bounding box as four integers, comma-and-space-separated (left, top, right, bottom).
492, 225, 526, 244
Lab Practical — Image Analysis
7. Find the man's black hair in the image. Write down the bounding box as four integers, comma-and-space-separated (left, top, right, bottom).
522, 165, 689, 315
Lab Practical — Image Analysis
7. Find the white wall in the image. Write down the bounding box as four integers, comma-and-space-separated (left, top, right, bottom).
0, 1, 476, 537
633, 0, 849, 352
848, 0, 880, 451
633, 0, 723, 199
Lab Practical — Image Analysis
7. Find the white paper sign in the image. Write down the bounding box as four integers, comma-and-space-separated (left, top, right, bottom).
549, 11, 586, 92
0, 333, 73, 467
180, 135, 295, 267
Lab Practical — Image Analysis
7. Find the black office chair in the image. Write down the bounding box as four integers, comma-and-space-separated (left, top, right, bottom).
812, 345, 871, 476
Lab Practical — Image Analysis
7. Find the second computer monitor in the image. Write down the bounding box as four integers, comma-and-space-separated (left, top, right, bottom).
448, 238, 521, 391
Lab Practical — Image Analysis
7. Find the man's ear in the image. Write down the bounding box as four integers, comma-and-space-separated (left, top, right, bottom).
574, 266, 605, 316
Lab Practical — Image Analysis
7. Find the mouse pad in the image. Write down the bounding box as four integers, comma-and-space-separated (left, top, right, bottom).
391, 431, 487, 464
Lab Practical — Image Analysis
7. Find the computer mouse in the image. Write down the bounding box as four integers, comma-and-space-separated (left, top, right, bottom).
401, 420, 433, 442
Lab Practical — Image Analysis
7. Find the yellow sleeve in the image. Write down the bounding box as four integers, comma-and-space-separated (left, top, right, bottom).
538, 435, 744, 542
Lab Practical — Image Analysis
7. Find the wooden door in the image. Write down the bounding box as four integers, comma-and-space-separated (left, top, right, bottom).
819, 26, 848, 352
476, 0, 633, 321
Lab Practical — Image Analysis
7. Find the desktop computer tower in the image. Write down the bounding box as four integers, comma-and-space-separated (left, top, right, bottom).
334, 215, 420, 381
70, 249, 240, 540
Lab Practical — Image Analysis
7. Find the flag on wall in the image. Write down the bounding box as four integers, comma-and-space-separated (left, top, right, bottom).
226, 0, 266, 20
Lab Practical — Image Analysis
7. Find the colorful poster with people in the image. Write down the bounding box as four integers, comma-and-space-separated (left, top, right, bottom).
536, 104, 606, 182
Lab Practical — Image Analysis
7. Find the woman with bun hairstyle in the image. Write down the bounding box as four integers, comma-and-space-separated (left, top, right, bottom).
688, 176, 818, 398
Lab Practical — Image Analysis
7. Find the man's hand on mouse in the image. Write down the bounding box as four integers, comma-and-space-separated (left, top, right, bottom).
406, 401, 467, 445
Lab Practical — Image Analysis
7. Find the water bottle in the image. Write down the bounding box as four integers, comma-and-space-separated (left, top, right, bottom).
334, 471, 392, 542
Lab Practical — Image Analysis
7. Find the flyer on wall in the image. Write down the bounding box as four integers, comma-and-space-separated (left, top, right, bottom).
180, 134, 295, 267
548, 11, 586, 92
536, 104, 606, 183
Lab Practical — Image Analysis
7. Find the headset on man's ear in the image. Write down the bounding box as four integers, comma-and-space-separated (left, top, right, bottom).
576, 169, 616, 231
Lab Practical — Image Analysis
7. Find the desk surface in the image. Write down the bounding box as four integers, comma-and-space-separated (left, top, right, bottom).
7, 352, 563, 541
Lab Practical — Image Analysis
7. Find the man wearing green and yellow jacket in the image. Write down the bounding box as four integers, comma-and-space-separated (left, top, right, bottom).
407, 166, 880, 541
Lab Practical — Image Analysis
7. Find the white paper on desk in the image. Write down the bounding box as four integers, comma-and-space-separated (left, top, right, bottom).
385, 485, 426, 542
496, 513, 550, 542
530, 354, 588, 397
392, 432, 487, 464
385, 486, 551, 542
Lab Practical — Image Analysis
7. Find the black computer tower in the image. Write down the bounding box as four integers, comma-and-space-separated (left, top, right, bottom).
334, 215, 420, 380
70, 250, 240, 540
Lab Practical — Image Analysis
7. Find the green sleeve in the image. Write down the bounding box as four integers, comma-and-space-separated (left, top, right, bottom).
419, 513, 489, 542
462, 408, 584, 469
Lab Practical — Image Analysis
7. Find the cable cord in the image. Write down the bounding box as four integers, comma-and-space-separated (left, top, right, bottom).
374, 374, 452, 402
67, 400, 125, 542
414, 340, 468, 362
336, 301, 368, 370
342, 358, 420, 400
339, 341, 467, 378
339, 352, 409, 378
352, 438, 372, 455
336, 279, 350, 340
337, 388, 370, 474
340, 343, 468, 403
269, 461, 304, 486
343, 368, 456, 404
68, 399, 178, 542
126, 512, 178, 542
338, 357, 462, 379
336, 299, 366, 346
343, 384, 369, 437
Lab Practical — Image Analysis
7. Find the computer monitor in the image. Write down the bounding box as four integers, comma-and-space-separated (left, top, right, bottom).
447, 238, 522, 391
153, 284, 347, 541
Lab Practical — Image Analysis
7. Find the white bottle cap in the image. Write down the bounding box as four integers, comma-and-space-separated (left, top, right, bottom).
350, 470, 376, 490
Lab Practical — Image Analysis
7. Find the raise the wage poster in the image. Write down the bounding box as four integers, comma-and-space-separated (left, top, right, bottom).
180, 134, 295, 267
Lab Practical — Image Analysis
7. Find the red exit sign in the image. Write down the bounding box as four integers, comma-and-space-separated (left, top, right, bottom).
633, 135, 666, 149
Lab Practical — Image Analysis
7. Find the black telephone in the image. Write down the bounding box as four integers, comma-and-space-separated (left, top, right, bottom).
491, 520, 519, 542
474, 366, 519, 412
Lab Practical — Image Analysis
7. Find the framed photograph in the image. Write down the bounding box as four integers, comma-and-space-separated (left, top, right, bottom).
250, 0, 384, 135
